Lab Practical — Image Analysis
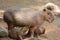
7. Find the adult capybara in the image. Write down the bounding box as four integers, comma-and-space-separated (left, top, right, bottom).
3, 7, 54, 40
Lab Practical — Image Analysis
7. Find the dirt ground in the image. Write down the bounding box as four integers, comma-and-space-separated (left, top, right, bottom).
0, 0, 60, 10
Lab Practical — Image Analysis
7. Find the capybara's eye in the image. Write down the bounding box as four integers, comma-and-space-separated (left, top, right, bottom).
43, 9, 46, 11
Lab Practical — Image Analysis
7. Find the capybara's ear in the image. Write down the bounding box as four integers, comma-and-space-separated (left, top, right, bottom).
43, 9, 46, 12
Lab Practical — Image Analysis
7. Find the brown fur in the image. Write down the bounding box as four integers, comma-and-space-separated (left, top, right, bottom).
3, 7, 54, 40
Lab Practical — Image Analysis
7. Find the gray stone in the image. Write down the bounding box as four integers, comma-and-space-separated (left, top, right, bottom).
0, 27, 8, 37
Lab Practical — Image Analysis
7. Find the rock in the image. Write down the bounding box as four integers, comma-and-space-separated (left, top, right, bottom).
0, 27, 8, 37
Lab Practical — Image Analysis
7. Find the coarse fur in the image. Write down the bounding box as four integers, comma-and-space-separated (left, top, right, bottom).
3, 7, 54, 40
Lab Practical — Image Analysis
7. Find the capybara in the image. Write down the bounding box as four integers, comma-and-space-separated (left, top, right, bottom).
3, 7, 54, 40
9, 27, 29, 40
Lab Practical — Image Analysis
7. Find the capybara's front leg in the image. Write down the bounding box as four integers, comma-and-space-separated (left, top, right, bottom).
23, 26, 35, 38
34, 27, 45, 37
28, 25, 40, 38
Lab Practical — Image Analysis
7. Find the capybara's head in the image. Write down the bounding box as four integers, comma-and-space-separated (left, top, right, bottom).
43, 8, 54, 23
